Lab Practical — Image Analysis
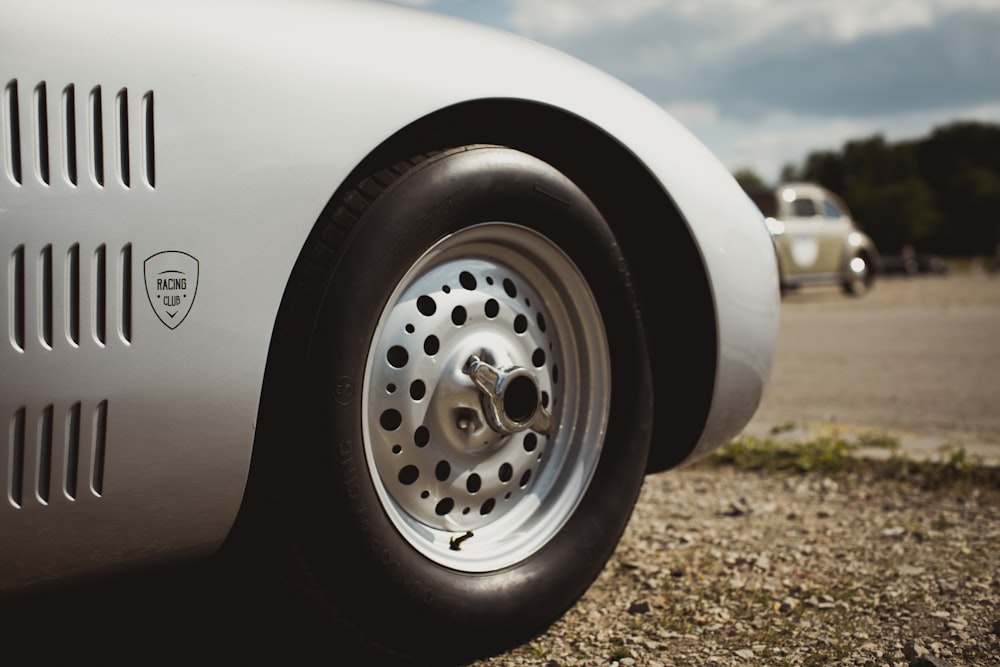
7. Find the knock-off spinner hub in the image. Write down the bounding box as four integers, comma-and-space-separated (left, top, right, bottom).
465, 355, 554, 437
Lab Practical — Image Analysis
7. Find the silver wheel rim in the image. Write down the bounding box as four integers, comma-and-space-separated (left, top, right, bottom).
362, 223, 610, 572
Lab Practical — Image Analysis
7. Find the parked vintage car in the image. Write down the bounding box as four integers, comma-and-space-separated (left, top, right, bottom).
1, 0, 779, 662
881, 247, 950, 275
748, 182, 881, 296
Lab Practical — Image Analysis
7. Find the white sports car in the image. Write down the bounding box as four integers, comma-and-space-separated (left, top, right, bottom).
1, 0, 779, 662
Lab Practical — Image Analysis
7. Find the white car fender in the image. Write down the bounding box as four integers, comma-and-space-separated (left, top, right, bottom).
0, 0, 777, 590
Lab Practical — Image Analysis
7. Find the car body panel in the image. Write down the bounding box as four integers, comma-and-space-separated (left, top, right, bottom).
1, 0, 778, 592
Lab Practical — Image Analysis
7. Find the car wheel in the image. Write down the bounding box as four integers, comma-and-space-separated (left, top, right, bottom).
842, 252, 874, 296
282, 145, 652, 663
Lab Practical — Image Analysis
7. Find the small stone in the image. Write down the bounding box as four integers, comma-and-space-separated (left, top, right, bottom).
627, 601, 651, 615
734, 648, 754, 659
721, 499, 752, 516
778, 597, 799, 613
910, 656, 954, 667
903, 640, 926, 660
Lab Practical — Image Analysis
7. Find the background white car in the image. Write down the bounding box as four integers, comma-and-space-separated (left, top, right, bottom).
749, 182, 882, 296
1, 0, 779, 662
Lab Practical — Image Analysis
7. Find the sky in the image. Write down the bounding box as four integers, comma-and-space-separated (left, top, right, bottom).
385, 0, 1000, 183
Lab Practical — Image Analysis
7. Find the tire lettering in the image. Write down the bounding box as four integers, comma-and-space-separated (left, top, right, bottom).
334, 377, 355, 406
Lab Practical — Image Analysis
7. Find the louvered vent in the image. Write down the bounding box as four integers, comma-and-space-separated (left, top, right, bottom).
5, 401, 107, 507
3, 80, 155, 188
7, 243, 132, 350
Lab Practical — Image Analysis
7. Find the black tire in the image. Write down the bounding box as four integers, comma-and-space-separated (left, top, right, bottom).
273, 146, 651, 664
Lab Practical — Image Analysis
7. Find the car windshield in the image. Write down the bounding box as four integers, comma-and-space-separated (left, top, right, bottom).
790, 199, 817, 217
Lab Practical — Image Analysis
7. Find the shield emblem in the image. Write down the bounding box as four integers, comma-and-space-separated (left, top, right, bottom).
144, 251, 199, 330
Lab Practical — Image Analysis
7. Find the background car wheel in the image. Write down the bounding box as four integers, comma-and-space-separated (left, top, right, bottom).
263, 146, 653, 663
842, 252, 874, 296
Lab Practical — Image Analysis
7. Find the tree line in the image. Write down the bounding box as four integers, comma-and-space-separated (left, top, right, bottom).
735, 121, 1000, 258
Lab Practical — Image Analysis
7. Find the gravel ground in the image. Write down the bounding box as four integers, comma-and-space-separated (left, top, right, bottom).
468, 465, 999, 667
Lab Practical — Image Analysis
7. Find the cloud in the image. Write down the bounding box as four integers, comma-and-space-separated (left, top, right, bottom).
390, 0, 1000, 180
507, 0, 665, 37
701, 10, 1000, 119
514, 1, 1000, 121
507, 0, 1000, 43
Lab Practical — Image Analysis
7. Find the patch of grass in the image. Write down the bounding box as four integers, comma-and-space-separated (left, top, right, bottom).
930, 514, 951, 531
608, 645, 632, 661
705, 435, 861, 474
704, 435, 1000, 494
770, 420, 797, 435
527, 642, 547, 659
856, 431, 900, 450
879, 447, 1000, 491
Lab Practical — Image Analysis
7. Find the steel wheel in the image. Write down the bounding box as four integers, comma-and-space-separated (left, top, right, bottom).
363, 223, 609, 571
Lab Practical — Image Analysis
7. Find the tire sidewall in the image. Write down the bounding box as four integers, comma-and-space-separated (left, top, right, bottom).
296, 147, 652, 659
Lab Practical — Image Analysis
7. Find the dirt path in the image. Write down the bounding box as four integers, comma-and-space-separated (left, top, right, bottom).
744, 270, 1000, 464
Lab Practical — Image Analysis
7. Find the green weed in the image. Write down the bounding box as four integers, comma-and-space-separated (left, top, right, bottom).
704, 435, 1000, 494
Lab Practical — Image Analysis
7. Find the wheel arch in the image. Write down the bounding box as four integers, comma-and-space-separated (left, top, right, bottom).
259, 99, 718, 478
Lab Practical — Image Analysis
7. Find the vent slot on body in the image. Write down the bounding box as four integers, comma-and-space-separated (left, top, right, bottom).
68, 244, 80, 345
2, 81, 21, 185
116, 88, 129, 188
5, 402, 108, 508
94, 244, 106, 345
9, 408, 25, 507
9, 246, 25, 351
3, 80, 154, 188
119, 244, 132, 343
33, 83, 50, 185
63, 85, 77, 186
89, 86, 104, 186
3, 80, 22, 185
40, 244, 53, 348
142, 92, 155, 188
